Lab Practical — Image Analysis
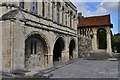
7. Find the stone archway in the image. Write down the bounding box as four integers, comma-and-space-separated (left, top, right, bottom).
53, 37, 65, 62
97, 28, 107, 49
25, 34, 48, 70
69, 39, 76, 59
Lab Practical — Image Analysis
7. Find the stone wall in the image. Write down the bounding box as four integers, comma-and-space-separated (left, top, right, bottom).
78, 36, 93, 58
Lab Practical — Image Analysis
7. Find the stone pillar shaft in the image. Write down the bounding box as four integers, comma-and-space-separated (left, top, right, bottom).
61, 40, 69, 62
106, 30, 112, 55
92, 31, 97, 50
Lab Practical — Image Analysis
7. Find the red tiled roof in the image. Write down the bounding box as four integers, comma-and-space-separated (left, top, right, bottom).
78, 14, 112, 28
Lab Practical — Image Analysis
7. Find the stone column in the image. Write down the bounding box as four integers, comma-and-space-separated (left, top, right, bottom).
46, 1, 50, 19
61, 39, 69, 62
68, 12, 70, 27
106, 28, 112, 56
38, 0, 41, 16
92, 30, 97, 51
53, 2, 56, 22
81, 29, 83, 37
72, 16, 74, 29
0, 5, 3, 72
45, 0, 48, 18
44, 54, 53, 69
44, 44, 54, 68
66, 13, 68, 26
73, 38, 78, 58
0, 22, 2, 72
74, 17, 77, 30
24, 0, 30, 11
59, 7, 62, 24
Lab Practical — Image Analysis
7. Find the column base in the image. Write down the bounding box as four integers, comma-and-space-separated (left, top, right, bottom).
61, 51, 69, 63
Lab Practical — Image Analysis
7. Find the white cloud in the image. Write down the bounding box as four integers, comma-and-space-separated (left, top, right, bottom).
98, 2, 118, 12
72, 2, 109, 17
70, 1, 119, 17
70, 0, 120, 2
93, 6, 108, 15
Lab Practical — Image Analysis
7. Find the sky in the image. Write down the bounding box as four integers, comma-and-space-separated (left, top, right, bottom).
70, 0, 120, 34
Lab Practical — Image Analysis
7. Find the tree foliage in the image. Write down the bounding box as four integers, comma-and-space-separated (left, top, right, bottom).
111, 33, 120, 53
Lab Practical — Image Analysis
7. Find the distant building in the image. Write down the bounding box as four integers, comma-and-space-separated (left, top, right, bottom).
0, 0, 78, 72
78, 14, 113, 57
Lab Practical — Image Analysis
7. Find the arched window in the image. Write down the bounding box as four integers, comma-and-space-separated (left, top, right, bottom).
62, 6, 64, 24
56, 2, 60, 23
48, 1, 50, 18
65, 4, 68, 26
30, 0, 37, 14
19, 0, 24, 9
70, 11, 73, 28
50, 1, 53, 20
65, 13, 68, 26
42, 0, 45, 17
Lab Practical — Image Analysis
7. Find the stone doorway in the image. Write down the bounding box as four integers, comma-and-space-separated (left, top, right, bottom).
69, 39, 76, 59
53, 37, 65, 62
97, 28, 107, 49
25, 34, 47, 70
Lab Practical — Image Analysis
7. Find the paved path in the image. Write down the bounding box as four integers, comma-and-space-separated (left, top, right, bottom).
50, 59, 118, 78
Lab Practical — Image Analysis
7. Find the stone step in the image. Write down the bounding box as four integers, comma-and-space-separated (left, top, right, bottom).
41, 73, 53, 78
108, 58, 118, 61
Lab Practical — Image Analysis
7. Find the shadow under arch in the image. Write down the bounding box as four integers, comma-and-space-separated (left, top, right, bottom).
53, 37, 65, 61
97, 28, 107, 49
69, 38, 76, 59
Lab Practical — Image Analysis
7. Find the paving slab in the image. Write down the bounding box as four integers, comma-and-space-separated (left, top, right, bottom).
49, 58, 118, 78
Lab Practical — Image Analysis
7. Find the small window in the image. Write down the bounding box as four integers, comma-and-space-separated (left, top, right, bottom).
19, 0, 24, 9
65, 13, 68, 26
70, 11, 73, 28
30, 0, 37, 14
31, 39, 37, 54
42, 0, 45, 17
62, 6, 64, 24
56, 2, 60, 23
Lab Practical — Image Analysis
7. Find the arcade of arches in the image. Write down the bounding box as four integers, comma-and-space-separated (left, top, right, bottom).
24, 34, 77, 70
52, 37, 77, 62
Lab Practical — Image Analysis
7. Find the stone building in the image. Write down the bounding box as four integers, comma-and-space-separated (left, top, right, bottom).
78, 14, 113, 57
0, 0, 78, 72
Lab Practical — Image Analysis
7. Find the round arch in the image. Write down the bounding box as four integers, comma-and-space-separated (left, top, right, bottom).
25, 32, 49, 70
69, 38, 76, 59
97, 28, 107, 49
26, 31, 50, 51
53, 37, 65, 61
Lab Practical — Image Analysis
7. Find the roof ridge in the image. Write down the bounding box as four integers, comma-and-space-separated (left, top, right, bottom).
81, 14, 110, 19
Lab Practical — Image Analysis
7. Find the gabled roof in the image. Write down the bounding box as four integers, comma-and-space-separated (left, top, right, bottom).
78, 14, 113, 28
0, 9, 19, 20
